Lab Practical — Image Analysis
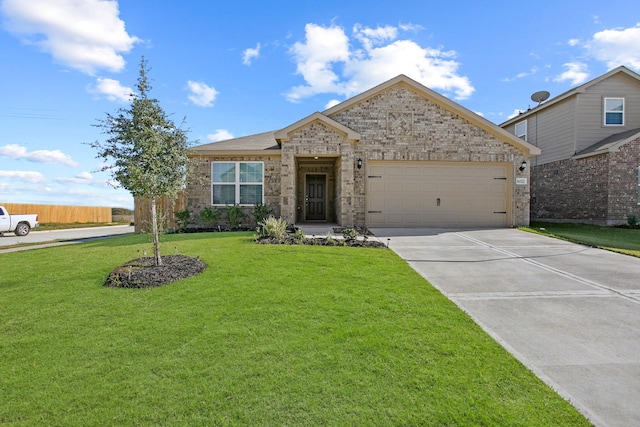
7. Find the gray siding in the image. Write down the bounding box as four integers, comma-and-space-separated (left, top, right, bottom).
576, 74, 640, 153
506, 99, 576, 166
534, 98, 576, 165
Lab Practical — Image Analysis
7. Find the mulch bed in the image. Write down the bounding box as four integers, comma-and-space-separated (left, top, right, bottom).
255, 235, 387, 248
104, 254, 207, 288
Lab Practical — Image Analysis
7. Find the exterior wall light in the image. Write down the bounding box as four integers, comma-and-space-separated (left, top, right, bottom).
519, 160, 527, 172
357, 158, 363, 169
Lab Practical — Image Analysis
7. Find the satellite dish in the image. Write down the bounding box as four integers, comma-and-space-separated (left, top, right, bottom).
531, 90, 550, 105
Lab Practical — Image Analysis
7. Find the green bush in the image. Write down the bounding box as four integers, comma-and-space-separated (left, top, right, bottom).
174, 208, 191, 231
342, 228, 358, 241
226, 204, 244, 229
253, 204, 271, 225
628, 214, 638, 226
199, 206, 220, 227
293, 228, 306, 243
260, 216, 288, 239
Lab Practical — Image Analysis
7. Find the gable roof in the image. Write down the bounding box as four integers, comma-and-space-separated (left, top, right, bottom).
501, 66, 640, 127
274, 112, 361, 143
190, 131, 280, 155
323, 74, 540, 156
191, 74, 541, 157
573, 127, 640, 159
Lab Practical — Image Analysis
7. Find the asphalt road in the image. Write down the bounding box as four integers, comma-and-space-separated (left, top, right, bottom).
0, 225, 135, 250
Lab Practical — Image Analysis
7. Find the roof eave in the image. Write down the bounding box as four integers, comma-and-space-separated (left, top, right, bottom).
189, 149, 281, 157
501, 66, 640, 127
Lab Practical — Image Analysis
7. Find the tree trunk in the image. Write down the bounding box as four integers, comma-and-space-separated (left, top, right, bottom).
151, 198, 162, 266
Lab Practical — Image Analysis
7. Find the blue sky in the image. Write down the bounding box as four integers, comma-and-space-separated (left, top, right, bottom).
1, 0, 640, 210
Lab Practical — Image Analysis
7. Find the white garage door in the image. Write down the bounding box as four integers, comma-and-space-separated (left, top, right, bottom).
366, 161, 511, 228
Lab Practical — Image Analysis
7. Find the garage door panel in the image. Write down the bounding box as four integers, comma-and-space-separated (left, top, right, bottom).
366, 161, 510, 227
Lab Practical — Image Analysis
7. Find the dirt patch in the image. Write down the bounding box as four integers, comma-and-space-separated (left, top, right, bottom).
104, 254, 207, 288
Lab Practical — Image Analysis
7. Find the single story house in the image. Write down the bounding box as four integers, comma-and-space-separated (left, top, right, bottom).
501, 66, 640, 225
187, 74, 540, 229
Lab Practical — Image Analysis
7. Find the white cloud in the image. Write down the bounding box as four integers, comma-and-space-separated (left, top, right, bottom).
0, 170, 47, 183
508, 109, 525, 120
325, 99, 341, 109
187, 80, 218, 107
0, 144, 79, 167
353, 24, 397, 50
91, 77, 133, 102
568, 38, 580, 47
286, 23, 474, 102
243, 43, 261, 65
554, 62, 589, 85
54, 171, 113, 188
287, 23, 351, 102
207, 130, 234, 142
399, 23, 424, 32
584, 23, 640, 69
0, 0, 139, 74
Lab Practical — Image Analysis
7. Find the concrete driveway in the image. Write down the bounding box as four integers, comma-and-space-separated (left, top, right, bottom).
371, 228, 640, 427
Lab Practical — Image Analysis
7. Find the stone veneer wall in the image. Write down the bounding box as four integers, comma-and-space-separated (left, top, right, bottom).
609, 139, 640, 221
187, 83, 534, 228
186, 155, 281, 227
280, 122, 355, 225
531, 137, 640, 224
531, 157, 609, 222
329, 85, 531, 226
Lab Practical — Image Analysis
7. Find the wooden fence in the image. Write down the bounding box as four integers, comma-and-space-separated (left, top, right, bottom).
134, 193, 186, 233
0, 203, 112, 223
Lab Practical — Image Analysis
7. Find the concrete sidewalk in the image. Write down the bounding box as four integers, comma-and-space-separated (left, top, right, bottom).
371, 228, 640, 427
0, 225, 134, 252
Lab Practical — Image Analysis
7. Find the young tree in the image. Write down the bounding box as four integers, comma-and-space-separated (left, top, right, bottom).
91, 57, 190, 266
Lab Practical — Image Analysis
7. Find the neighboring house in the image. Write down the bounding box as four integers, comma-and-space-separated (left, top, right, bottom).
501, 66, 640, 225
187, 75, 539, 229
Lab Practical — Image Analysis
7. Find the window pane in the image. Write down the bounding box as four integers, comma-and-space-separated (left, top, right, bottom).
606, 112, 623, 125
240, 184, 263, 204
515, 121, 527, 139
240, 162, 263, 183
213, 185, 236, 204
213, 163, 236, 183
605, 98, 624, 112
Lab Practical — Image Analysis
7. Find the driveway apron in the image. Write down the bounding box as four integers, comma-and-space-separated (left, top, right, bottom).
371, 228, 640, 427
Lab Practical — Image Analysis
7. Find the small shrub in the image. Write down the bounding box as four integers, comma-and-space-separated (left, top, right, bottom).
293, 228, 306, 243
342, 228, 358, 241
260, 216, 288, 239
200, 206, 221, 227
226, 204, 244, 229
253, 204, 271, 225
174, 208, 191, 231
627, 214, 638, 226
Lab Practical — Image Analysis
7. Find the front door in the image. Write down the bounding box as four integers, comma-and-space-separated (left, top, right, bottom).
305, 174, 326, 221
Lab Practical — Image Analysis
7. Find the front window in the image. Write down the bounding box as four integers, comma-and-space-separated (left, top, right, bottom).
604, 98, 624, 126
515, 120, 527, 140
212, 161, 263, 205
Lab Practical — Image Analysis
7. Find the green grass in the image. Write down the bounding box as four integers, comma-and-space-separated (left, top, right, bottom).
0, 233, 590, 426
524, 221, 640, 257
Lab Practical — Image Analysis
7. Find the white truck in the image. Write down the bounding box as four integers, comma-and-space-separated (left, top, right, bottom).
0, 205, 39, 236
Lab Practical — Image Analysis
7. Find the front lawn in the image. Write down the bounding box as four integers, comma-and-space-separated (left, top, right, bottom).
0, 233, 589, 426
525, 221, 640, 257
